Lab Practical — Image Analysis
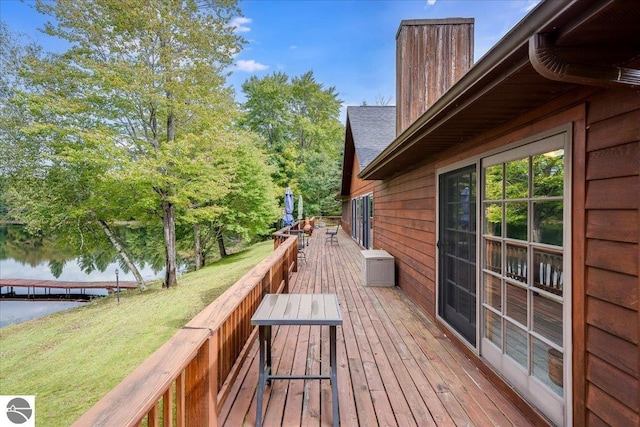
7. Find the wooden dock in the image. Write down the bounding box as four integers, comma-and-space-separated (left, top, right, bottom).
0, 278, 139, 296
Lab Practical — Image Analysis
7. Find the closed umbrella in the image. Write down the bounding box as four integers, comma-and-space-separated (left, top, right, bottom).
283, 188, 295, 226
298, 195, 304, 221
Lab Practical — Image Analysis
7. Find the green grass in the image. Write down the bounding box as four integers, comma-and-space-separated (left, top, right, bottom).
0, 240, 274, 426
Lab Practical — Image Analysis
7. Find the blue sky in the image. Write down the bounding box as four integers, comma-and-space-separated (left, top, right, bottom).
1, 0, 541, 121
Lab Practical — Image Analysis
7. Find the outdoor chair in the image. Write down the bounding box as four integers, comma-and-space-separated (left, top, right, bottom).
292, 230, 306, 262
325, 223, 340, 245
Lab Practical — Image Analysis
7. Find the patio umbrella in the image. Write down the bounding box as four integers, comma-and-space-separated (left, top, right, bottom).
298, 195, 304, 220
283, 188, 295, 226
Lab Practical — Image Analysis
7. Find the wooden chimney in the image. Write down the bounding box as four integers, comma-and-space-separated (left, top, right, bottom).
396, 18, 474, 135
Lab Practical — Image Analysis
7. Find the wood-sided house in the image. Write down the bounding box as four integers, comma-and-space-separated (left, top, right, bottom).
339, 1, 639, 426
341, 105, 395, 249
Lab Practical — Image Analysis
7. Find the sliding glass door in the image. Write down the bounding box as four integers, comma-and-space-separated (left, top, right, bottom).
438, 165, 477, 346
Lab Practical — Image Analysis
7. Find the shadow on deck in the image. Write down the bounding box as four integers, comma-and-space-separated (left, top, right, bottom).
218, 228, 533, 426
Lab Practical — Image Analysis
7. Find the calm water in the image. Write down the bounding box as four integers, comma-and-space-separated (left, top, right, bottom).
0, 225, 167, 327
0, 259, 164, 327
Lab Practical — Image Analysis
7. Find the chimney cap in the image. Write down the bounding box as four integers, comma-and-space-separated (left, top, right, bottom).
396, 18, 474, 38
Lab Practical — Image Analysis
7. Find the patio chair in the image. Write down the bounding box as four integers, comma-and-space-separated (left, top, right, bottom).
325, 223, 340, 245
292, 230, 306, 262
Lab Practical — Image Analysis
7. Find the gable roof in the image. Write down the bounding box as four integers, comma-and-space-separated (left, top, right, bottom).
340, 106, 395, 196
348, 106, 396, 170
360, 0, 640, 180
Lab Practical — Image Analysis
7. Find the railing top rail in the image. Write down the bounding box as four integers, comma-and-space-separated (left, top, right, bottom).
72, 327, 211, 427
187, 236, 296, 331
74, 235, 298, 426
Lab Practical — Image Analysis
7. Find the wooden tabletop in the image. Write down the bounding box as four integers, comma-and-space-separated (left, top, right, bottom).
251, 294, 342, 326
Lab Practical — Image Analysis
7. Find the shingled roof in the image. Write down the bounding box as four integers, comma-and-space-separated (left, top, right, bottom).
340, 106, 395, 196
347, 106, 396, 170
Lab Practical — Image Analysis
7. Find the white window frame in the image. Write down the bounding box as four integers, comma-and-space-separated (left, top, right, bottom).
435, 124, 572, 426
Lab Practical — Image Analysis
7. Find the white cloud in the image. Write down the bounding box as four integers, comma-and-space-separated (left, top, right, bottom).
231, 17, 251, 33
236, 59, 269, 72
289, 45, 298, 50
427, 0, 436, 5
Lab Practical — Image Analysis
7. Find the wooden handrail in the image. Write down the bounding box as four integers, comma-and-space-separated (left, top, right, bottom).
73, 235, 298, 427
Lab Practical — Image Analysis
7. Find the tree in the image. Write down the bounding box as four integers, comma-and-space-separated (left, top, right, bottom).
297, 150, 342, 216
241, 71, 344, 216
177, 128, 279, 266
6, 0, 245, 288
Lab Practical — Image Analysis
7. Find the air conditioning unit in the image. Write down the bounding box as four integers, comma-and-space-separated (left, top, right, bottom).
361, 250, 395, 287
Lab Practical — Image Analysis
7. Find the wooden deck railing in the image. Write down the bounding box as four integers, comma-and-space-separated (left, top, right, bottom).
73, 233, 299, 427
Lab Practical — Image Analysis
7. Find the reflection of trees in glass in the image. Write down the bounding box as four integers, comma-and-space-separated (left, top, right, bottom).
484, 165, 502, 233
533, 152, 564, 197
532, 152, 564, 245
483, 150, 563, 246
505, 158, 528, 241
506, 158, 528, 199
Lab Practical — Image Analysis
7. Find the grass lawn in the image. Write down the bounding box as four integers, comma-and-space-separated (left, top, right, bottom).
0, 240, 273, 426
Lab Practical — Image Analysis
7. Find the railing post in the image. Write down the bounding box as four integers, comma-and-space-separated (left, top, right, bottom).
185, 334, 217, 427
283, 256, 289, 293
293, 239, 299, 273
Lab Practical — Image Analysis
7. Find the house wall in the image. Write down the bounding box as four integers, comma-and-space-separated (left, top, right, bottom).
344, 152, 376, 238
581, 88, 639, 426
370, 88, 639, 425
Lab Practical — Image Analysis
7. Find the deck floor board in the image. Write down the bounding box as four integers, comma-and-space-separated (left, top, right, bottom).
218, 228, 534, 426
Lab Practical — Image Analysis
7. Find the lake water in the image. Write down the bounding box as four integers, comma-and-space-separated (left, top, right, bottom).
0, 225, 167, 327
0, 258, 164, 327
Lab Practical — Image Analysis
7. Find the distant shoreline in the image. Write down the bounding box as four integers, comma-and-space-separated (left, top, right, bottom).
0, 220, 140, 226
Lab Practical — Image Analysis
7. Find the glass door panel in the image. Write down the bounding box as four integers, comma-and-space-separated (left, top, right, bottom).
438, 165, 477, 346
480, 138, 567, 426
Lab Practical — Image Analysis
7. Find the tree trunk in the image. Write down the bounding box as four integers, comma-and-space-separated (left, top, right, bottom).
163, 200, 178, 287
97, 219, 146, 291
194, 224, 202, 270
216, 225, 227, 259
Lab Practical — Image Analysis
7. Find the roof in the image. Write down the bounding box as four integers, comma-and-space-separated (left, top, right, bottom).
348, 106, 396, 170
340, 106, 395, 196
360, 0, 640, 180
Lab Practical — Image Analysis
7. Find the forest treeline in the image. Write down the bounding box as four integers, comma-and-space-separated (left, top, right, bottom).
0, 1, 344, 289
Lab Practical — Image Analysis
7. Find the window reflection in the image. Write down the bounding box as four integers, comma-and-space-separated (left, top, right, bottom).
506, 202, 527, 241
533, 201, 563, 246
484, 202, 502, 236
533, 150, 564, 198
505, 158, 528, 199
484, 165, 503, 200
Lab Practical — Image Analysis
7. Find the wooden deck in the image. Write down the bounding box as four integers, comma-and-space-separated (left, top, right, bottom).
218, 228, 533, 426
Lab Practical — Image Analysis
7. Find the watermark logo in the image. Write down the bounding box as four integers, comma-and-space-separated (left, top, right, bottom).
0, 396, 35, 427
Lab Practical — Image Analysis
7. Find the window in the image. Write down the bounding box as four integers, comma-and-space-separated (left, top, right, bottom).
480, 132, 569, 426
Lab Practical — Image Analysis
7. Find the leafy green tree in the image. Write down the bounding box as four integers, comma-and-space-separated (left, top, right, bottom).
177, 128, 278, 266
241, 71, 343, 216
4, 0, 245, 288
0, 23, 39, 223
297, 150, 342, 216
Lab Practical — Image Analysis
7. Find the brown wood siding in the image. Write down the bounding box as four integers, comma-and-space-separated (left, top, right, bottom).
374, 164, 436, 315
345, 152, 376, 237
350, 82, 638, 423
584, 88, 640, 426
